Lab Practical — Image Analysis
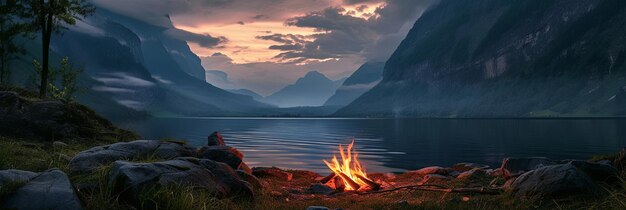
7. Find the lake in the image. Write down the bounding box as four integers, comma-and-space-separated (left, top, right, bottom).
117, 118, 626, 174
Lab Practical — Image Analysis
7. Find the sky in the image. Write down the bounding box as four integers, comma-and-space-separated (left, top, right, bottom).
92, 0, 437, 96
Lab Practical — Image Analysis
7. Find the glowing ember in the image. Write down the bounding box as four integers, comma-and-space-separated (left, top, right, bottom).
323, 139, 378, 191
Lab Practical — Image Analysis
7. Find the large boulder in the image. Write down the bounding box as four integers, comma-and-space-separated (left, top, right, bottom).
500, 157, 556, 177
69, 140, 195, 173
109, 157, 254, 201
197, 146, 244, 169
567, 160, 619, 183
0, 91, 137, 141
0, 169, 38, 186
207, 131, 226, 146
2, 169, 83, 210
508, 163, 596, 199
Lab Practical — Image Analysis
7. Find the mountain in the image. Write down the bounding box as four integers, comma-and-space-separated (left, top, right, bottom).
337, 0, 626, 117
227, 89, 264, 102
264, 71, 343, 108
27, 8, 271, 119
324, 62, 384, 106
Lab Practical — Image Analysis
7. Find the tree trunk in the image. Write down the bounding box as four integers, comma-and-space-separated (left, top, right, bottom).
0, 54, 5, 84
39, 0, 54, 98
0, 18, 5, 84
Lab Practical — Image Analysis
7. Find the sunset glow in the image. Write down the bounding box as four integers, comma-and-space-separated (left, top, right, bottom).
172, 2, 386, 64
175, 21, 319, 63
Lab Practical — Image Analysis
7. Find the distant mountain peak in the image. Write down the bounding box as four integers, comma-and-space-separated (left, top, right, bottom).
295, 71, 331, 84
304, 70, 324, 77
263, 70, 341, 107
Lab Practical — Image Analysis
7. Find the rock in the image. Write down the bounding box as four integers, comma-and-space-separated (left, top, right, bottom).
502, 177, 516, 189
69, 140, 195, 173
567, 160, 619, 183
109, 157, 253, 201
153, 141, 196, 159
69, 140, 159, 173
197, 146, 244, 169
419, 174, 451, 185
408, 166, 451, 176
269, 191, 283, 197
0, 169, 38, 186
287, 187, 305, 194
207, 131, 225, 146
457, 168, 486, 179
2, 169, 83, 210
308, 183, 334, 195
306, 206, 330, 210
236, 170, 262, 189
486, 168, 505, 177
238, 162, 253, 174
509, 163, 597, 199
252, 167, 293, 181
52, 141, 68, 149
452, 163, 490, 172
396, 200, 410, 207
597, 160, 612, 166
500, 157, 556, 177
291, 170, 322, 180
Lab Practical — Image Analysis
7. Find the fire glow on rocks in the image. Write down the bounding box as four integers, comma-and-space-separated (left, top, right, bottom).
322, 140, 381, 192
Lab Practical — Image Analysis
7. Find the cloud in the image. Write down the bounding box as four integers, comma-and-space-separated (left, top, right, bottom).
115, 99, 145, 110
343, 0, 383, 5
92, 72, 155, 87
70, 19, 106, 37
164, 28, 227, 48
252, 14, 270, 20
256, 0, 437, 62
339, 79, 381, 90
205, 70, 239, 90
91, 86, 135, 93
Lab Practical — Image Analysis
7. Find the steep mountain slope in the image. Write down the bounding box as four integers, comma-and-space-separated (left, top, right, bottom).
264, 71, 343, 108
324, 62, 384, 106
227, 89, 264, 102
46, 9, 270, 118
338, 0, 626, 117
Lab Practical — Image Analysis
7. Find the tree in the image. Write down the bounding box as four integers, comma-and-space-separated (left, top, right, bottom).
32, 56, 83, 101
0, 0, 30, 84
25, 0, 93, 98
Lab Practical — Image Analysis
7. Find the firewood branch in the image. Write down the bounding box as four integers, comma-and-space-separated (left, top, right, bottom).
357, 184, 503, 195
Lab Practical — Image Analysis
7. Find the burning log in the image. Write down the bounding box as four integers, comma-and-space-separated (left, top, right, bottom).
337, 172, 361, 191
356, 174, 381, 191
333, 176, 345, 191
323, 140, 385, 191
320, 173, 336, 184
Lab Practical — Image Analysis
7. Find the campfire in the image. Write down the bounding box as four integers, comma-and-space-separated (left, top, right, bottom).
321, 140, 381, 192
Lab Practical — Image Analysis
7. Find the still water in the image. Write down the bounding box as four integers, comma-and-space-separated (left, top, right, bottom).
118, 118, 626, 173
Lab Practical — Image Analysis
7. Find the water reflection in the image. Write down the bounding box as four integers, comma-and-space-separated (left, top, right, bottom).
117, 118, 626, 173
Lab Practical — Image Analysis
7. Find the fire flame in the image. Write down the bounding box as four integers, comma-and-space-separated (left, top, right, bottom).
323, 140, 371, 191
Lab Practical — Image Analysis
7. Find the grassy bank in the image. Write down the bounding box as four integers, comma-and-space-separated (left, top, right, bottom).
1, 136, 625, 210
